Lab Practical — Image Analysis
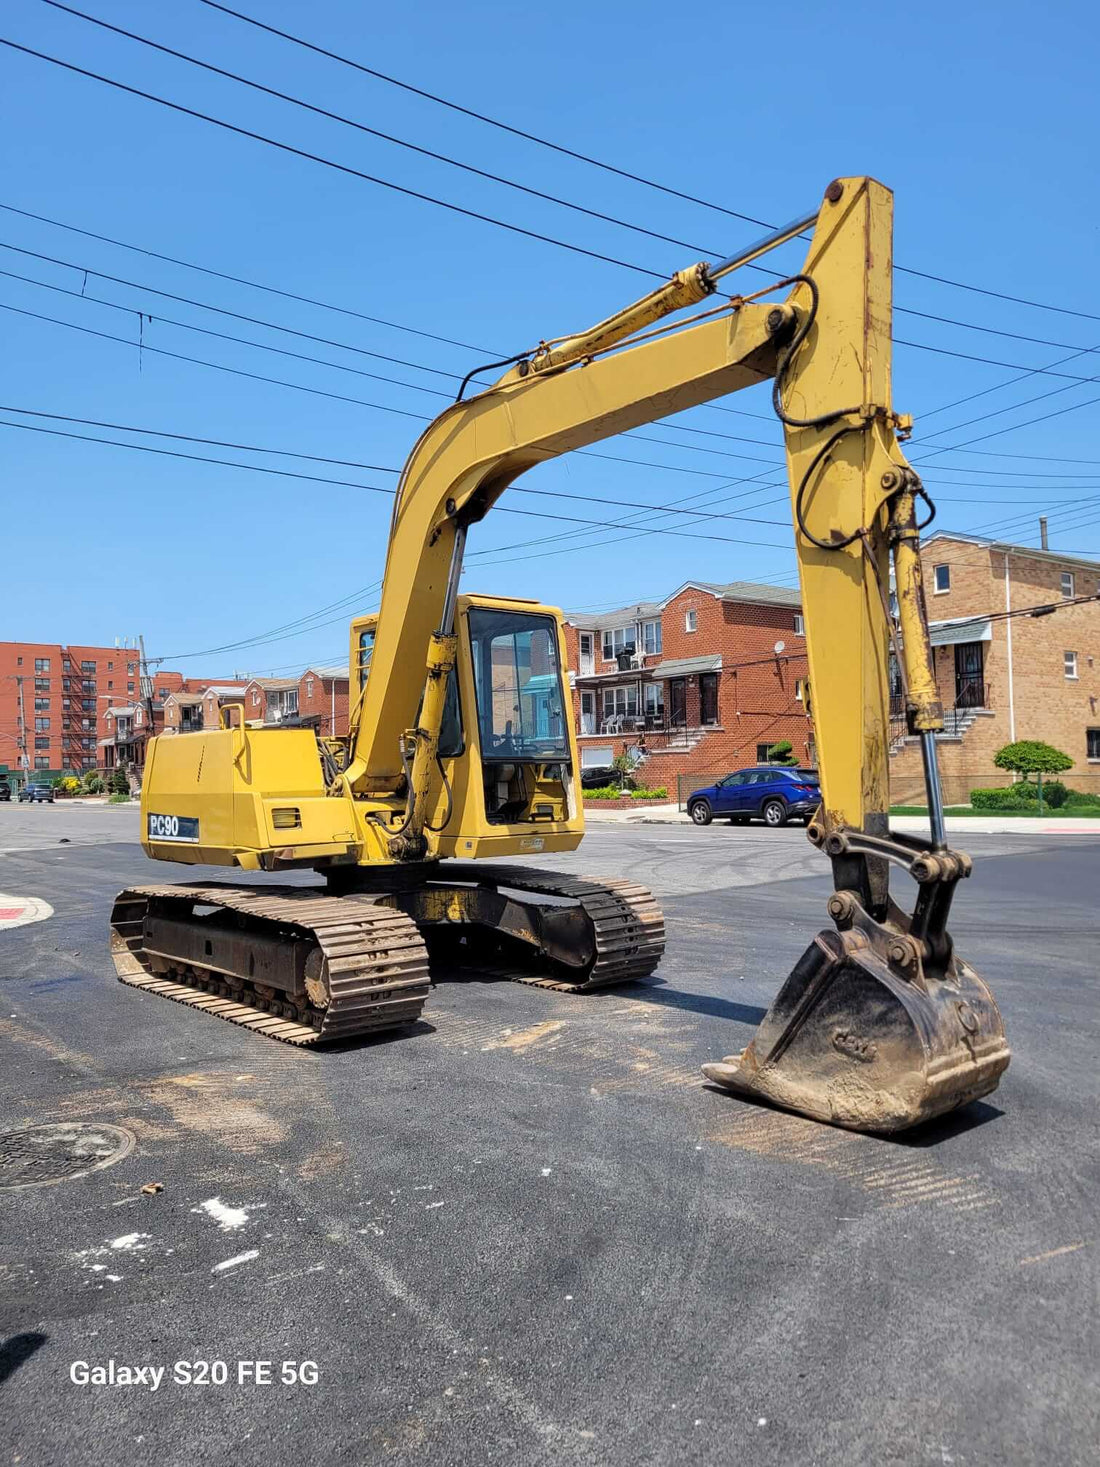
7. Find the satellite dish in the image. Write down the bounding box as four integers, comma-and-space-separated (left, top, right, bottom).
774, 640, 786, 655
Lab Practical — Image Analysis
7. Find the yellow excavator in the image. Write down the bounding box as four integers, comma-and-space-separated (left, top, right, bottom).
111, 177, 1010, 1133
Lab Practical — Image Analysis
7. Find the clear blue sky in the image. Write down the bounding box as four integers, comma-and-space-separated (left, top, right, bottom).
3, 0, 1098, 677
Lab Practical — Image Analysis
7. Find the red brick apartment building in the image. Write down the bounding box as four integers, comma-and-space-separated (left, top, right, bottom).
0, 640, 143, 780
563, 580, 811, 793
891, 532, 1100, 804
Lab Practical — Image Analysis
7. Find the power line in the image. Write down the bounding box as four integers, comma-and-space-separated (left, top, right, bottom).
0, 241, 464, 380
0, 37, 664, 280
9, 197, 1100, 465
197, 0, 1100, 323
0, 202, 494, 354
0, 415, 796, 536
38, 0, 740, 268
10, 23, 1097, 360
0, 262, 457, 399
30, 3, 1100, 377
2, 300, 788, 479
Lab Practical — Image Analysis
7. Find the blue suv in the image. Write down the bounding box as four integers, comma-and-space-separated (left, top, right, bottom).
687, 766, 820, 828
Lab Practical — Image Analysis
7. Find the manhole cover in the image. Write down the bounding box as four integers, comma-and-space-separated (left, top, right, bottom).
0, 1123, 135, 1190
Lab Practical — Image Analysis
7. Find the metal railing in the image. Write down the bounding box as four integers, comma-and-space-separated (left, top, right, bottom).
890, 683, 991, 746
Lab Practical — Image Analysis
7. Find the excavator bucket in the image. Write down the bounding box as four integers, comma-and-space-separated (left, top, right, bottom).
702, 923, 1010, 1133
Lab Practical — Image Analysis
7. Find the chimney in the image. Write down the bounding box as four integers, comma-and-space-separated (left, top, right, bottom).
1039, 516, 1049, 549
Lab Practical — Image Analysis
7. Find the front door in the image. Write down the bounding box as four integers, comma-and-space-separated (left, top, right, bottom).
580, 691, 595, 734
579, 633, 594, 676
668, 677, 687, 728
700, 672, 718, 726
954, 642, 985, 708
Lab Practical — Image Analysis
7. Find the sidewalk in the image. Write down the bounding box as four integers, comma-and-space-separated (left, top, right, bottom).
582, 803, 1100, 835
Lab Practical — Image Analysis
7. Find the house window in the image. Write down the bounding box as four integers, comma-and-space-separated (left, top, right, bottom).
34, 698, 50, 711
1088, 729, 1100, 761
306, 678, 314, 698
62, 698, 70, 710
62, 678, 70, 691
794, 613, 805, 635
83, 680, 95, 692
35, 678, 50, 691
642, 620, 662, 656
34, 756, 49, 769
35, 657, 50, 673
127, 682, 134, 693
796, 682, 804, 702
757, 743, 774, 762
108, 661, 114, 671
35, 717, 50, 732
35, 737, 50, 750
82, 700, 95, 712
17, 656, 22, 666
1061, 571, 1075, 598
252, 690, 260, 706
81, 661, 95, 673
933, 565, 950, 593
1065, 650, 1078, 680
602, 685, 638, 720
685, 610, 697, 633
643, 682, 664, 722
602, 627, 630, 661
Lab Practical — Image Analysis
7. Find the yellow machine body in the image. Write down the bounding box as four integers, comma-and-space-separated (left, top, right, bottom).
141, 594, 584, 871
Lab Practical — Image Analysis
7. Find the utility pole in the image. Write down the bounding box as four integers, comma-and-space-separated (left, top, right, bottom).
15, 674, 30, 789
138, 635, 158, 778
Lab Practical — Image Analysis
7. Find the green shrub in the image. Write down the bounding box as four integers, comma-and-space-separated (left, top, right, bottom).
970, 786, 1035, 810
80, 772, 104, 794
630, 787, 668, 800
1066, 790, 1100, 807
108, 791, 131, 804
1038, 779, 1069, 808
583, 786, 629, 800
765, 740, 798, 766
108, 768, 130, 796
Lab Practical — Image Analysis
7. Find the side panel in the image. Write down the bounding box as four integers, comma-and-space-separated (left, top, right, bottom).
142, 728, 356, 867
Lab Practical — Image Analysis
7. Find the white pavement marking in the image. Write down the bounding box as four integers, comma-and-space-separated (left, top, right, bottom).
0, 893, 54, 930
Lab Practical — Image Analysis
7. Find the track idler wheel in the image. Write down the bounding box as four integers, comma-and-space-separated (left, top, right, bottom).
703, 922, 1010, 1133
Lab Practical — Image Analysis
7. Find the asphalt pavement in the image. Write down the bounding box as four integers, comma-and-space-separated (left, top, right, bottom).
1, 805, 1097, 1466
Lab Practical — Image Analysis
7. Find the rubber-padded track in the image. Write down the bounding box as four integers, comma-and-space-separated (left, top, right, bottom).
110, 883, 431, 1046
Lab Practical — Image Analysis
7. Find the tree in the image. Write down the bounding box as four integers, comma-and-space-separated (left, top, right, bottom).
108, 767, 130, 796
765, 740, 798, 766
992, 740, 1072, 812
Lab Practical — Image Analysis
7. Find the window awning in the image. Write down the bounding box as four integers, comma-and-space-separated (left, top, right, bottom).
929, 617, 992, 647
649, 654, 722, 679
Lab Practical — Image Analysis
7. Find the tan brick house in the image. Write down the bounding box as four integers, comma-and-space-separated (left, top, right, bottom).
563, 580, 811, 794
890, 532, 1100, 803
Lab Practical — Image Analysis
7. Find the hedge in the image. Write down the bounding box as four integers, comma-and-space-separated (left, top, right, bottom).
970, 781, 1098, 811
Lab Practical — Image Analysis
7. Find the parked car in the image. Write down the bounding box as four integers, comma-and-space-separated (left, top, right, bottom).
580, 763, 617, 790
0, 781, 10, 802
687, 766, 820, 828
18, 783, 55, 803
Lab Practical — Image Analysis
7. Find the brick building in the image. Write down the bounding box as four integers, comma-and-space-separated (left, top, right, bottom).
564, 580, 811, 793
0, 640, 143, 781
890, 532, 1100, 803
242, 666, 350, 737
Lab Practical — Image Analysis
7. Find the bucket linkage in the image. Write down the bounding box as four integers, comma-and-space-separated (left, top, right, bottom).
702, 820, 1010, 1133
